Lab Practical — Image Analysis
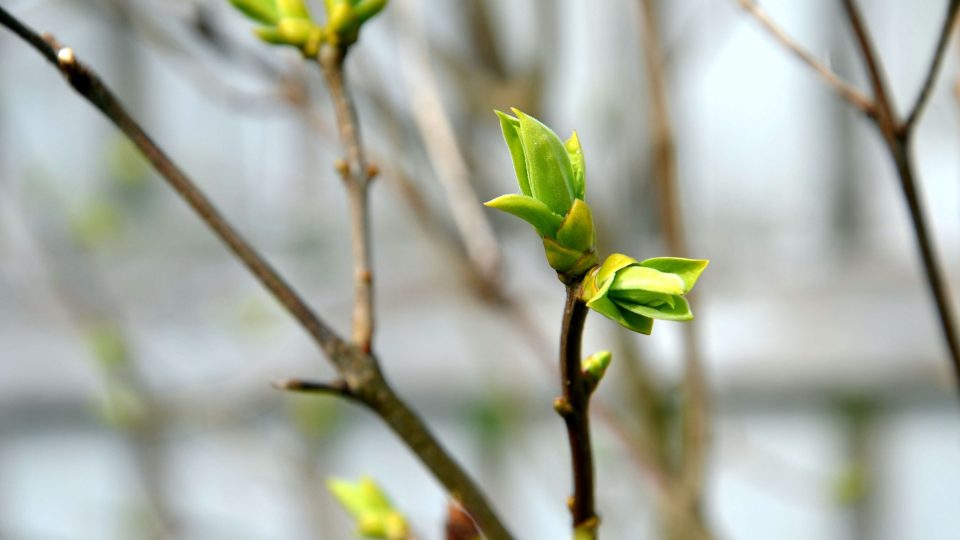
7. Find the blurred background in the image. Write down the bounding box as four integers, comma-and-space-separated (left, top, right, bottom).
1, 0, 959, 538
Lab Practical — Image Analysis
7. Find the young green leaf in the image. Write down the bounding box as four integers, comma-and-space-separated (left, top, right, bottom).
229, 0, 280, 24
485, 194, 563, 237
565, 131, 585, 200
555, 198, 595, 253
617, 295, 693, 321
512, 108, 574, 215
277, 0, 311, 19
495, 110, 531, 197
353, 0, 388, 22
638, 257, 709, 293
608, 265, 685, 296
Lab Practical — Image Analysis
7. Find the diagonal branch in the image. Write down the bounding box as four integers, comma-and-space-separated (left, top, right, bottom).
903, 0, 960, 134
841, 0, 960, 389
0, 9, 515, 538
0, 7, 349, 363
737, 0, 876, 118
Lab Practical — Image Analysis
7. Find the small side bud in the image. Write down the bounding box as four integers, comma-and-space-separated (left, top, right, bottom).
581, 350, 612, 393
57, 47, 75, 66
553, 396, 573, 416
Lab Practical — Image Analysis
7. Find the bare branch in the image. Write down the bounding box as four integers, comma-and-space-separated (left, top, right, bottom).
0, 10, 516, 537
636, 1, 712, 534
393, 0, 504, 286
0, 7, 350, 363
841, 0, 960, 391
273, 378, 356, 399
555, 286, 599, 537
903, 0, 960, 134
318, 45, 377, 352
737, 0, 876, 118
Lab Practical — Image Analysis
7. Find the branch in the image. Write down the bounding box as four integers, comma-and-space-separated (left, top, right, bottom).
555, 285, 599, 537
737, 0, 876, 118
273, 378, 356, 399
637, 1, 712, 533
0, 9, 515, 538
317, 44, 377, 352
315, 37, 516, 540
903, 0, 960, 134
841, 0, 960, 390
841, 0, 899, 130
0, 7, 351, 364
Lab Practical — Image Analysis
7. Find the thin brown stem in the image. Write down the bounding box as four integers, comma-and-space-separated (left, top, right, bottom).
903, 0, 960, 134
0, 11, 348, 363
0, 9, 514, 538
737, 0, 876, 118
842, 0, 960, 389
318, 44, 375, 352
556, 284, 599, 537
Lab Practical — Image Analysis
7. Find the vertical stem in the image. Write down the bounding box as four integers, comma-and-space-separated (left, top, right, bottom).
557, 284, 598, 536
842, 0, 960, 388
319, 44, 375, 352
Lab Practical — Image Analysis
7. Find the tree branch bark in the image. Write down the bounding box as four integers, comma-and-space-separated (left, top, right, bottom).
556, 284, 599, 537
0, 8, 514, 538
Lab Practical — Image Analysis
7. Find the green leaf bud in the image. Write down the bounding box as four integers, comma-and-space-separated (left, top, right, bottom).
582, 350, 612, 392
327, 477, 409, 540
277, 0, 311, 19
565, 131, 585, 201
229, 0, 280, 25
484, 194, 563, 238
276, 17, 315, 44
513, 108, 574, 215
353, 0, 388, 23
555, 198, 595, 253
495, 110, 531, 197
327, 2, 359, 35
582, 254, 708, 334
487, 109, 597, 279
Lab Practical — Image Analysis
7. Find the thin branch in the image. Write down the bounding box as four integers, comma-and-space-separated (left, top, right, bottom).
637, 2, 712, 536
841, 0, 960, 389
317, 45, 376, 352
737, 0, 876, 118
314, 35, 517, 540
0, 10, 515, 538
840, 0, 899, 129
393, 0, 503, 286
555, 285, 599, 537
0, 8, 350, 364
902, 0, 960, 134
273, 378, 355, 398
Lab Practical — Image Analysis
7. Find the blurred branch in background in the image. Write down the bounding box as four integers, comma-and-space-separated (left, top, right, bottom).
739, 0, 960, 395
2, 167, 177, 538
0, 7, 513, 538
633, 0, 715, 538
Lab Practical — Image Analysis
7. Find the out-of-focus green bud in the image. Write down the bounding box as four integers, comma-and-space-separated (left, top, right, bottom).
353, 0, 388, 23
230, 0, 328, 55
581, 350, 612, 392
486, 109, 597, 279
86, 323, 129, 371
229, 0, 279, 24
581, 253, 708, 334
277, 0, 311, 19
322, 0, 387, 46
328, 477, 409, 540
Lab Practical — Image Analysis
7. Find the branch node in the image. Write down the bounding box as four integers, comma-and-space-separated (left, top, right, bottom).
553, 396, 574, 416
